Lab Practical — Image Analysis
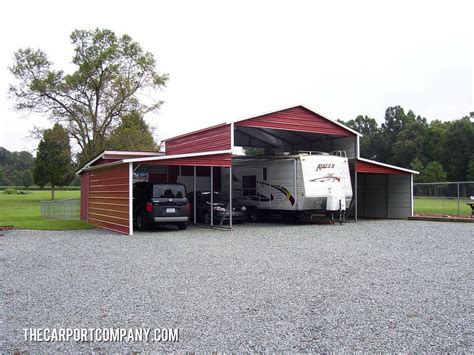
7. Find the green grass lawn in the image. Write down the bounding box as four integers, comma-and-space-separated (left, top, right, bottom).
414, 197, 473, 217
0, 190, 94, 230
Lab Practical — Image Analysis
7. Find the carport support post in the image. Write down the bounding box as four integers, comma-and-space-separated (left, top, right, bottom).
193, 166, 197, 225
457, 182, 460, 216
210, 167, 214, 226
129, 162, 133, 236
229, 166, 233, 229
354, 171, 358, 222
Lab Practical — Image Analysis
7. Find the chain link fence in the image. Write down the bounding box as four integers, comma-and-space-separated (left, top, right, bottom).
413, 181, 474, 217
40, 199, 80, 220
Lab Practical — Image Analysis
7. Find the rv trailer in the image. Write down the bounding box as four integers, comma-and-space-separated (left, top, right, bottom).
233, 151, 353, 222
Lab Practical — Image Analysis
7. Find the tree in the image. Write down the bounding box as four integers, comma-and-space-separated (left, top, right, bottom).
422, 161, 447, 183
106, 111, 158, 151
342, 115, 381, 159
243, 147, 266, 156
392, 115, 429, 167
410, 158, 424, 182
9, 28, 168, 166
441, 117, 474, 181
22, 170, 33, 188
34, 124, 74, 199
379, 106, 415, 163
467, 154, 474, 181
0, 147, 35, 186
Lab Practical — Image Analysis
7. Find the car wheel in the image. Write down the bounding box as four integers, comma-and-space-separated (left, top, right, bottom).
177, 222, 188, 230
136, 213, 146, 231
203, 212, 210, 224
247, 207, 259, 222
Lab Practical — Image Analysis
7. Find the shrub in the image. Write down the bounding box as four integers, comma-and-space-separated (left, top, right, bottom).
3, 187, 18, 194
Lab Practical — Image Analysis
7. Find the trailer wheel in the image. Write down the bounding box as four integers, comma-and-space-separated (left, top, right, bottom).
247, 207, 259, 222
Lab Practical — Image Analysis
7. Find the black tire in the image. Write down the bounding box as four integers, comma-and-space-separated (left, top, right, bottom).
203, 212, 211, 224
247, 207, 259, 222
136, 213, 147, 231
177, 222, 188, 230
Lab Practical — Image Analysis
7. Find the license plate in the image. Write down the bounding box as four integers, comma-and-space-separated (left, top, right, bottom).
166, 208, 176, 213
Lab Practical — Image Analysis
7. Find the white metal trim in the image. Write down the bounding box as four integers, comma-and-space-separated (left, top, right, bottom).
129, 162, 133, 236
77, 150, 163, 175
357, 157, 419, 174
123, 150, 233, 163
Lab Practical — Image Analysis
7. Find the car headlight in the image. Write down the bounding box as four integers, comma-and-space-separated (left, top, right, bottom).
241, 206, 247, 211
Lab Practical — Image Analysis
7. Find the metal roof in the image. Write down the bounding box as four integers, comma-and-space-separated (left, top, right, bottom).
357, 157, 419, 174
163, 104, 362, 143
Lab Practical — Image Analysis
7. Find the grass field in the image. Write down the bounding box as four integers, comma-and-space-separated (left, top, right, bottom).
414, 197, 473, 217
0, 190, 94, 230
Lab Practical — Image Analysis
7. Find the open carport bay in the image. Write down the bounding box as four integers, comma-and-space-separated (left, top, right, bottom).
1, 220, 472, 352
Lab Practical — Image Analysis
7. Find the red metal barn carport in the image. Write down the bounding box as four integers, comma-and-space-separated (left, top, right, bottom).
78, 105, 418, 235
163, 105, 418, 221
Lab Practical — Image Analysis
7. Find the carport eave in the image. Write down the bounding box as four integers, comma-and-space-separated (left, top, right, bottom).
122, 150, 233, 164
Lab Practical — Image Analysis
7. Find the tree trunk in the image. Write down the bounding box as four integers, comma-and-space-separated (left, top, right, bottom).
51, 185, 55, 200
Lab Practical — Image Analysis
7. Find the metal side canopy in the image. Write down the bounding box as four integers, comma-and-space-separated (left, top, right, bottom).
79, 150, 233, 235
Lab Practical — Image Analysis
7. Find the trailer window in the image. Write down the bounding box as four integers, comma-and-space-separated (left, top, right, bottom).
242, 175, 257, 196
262, 167, 268, 181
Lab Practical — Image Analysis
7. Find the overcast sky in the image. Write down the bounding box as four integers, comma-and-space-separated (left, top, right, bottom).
0, 0, 472, 153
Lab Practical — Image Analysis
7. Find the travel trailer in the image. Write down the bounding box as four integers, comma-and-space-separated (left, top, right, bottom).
233, 151, 353, 222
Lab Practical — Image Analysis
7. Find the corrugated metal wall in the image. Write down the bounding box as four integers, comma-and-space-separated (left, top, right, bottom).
357, 173, 412, 218
165, 124, 232, 155
88, 164, 130, 234
235, 106, 354, 137
387, 174, 411, 218
360, 174, 388, 218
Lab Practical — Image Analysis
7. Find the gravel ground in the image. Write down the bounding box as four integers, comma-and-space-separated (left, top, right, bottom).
0, 220, 472, 352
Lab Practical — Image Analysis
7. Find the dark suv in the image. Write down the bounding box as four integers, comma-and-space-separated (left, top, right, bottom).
133, 182, 190, 230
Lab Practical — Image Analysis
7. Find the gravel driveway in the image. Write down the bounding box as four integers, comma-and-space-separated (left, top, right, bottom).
1, 220, 472, 352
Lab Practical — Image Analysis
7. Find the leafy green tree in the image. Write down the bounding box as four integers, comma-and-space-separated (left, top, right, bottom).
343, 115, 381, 159
392, 115, 429, 167
441, 117, 474, 181
379, 106, 415, 163
410, 158, 424, 182
34, 124, 74, 199
106, 111, 158, 151
424, 120, 447, 163
422, 161, 447, 182
22, 170, 33, 188
9, 28, 168, 166
466, 154, 474, 181
243, 147, 266, 156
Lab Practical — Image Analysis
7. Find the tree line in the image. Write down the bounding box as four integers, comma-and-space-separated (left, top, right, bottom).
339, 106, 474, 182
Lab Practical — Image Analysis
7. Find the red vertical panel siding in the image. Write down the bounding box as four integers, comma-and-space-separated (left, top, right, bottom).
235, 106, 354, 136
165, 124, 232, 155
356, 159, 409, 175
80, 171, 89, 221
88, 164, 130, 235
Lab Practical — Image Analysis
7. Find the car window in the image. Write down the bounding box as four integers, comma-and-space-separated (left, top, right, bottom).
153, 184, 186, 198
200, 191, 227, 202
